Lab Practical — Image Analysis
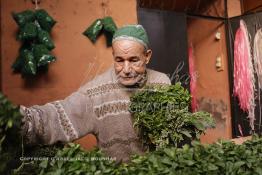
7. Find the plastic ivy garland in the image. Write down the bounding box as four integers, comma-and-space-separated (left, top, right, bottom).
11, 9, 56, 77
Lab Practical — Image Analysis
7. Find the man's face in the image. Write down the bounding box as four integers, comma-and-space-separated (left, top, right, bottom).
112, 40, 152, 86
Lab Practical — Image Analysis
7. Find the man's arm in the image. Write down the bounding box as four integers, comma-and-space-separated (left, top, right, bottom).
20, 91, 96, 145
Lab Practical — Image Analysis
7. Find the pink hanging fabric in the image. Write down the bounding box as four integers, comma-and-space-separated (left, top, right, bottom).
188, 43, 198, 112
233, 20, 255, 130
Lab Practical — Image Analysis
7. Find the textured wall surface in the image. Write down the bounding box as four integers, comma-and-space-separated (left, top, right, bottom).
1, 0, 249, 148
187, 19, 232, 143
242, 0, 262, 13
1, 0, 137, 150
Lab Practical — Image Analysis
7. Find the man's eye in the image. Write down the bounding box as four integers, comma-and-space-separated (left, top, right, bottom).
116, 59, 124, 62
131, 59, 139, 62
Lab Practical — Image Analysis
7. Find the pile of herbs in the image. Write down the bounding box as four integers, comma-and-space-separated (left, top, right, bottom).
0, 93, 22, 174
39, 136, 262, 175
1, 85, 261, 175
0, 93, 62, 175
39, 143, 117, 175
129, 83, 215, 150
123, 135, 262, 175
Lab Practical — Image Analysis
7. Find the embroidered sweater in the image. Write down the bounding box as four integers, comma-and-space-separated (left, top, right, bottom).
20, 67, 171, 162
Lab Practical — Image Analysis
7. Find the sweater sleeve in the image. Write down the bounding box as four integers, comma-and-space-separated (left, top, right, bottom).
20, 91, 96, 145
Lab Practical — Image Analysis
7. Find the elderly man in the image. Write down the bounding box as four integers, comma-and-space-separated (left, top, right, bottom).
20, 25, 171, 162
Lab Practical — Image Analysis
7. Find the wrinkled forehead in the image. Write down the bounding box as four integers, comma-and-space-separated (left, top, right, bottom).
112, 40, 145, 56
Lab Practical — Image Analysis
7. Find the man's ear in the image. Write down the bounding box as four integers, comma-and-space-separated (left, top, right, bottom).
144, 49, 152, 64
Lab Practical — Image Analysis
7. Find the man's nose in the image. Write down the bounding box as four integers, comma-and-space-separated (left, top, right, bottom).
123, 61, 131, 74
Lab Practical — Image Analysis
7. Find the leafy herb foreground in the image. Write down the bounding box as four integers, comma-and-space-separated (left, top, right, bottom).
0, 84, 261, 174
130, 83, 215, 149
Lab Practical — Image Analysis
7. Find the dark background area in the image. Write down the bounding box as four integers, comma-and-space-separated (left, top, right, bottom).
137, 8, 189, 87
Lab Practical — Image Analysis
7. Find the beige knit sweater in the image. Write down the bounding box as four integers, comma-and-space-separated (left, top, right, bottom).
20, 67, 171, 162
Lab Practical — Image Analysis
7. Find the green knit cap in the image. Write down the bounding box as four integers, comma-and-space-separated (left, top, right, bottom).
112, 25, 149, 49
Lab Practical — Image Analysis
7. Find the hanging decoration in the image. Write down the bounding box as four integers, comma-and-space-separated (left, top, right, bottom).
254, 29, 262, 90
233, 20, 255, 131
83, 16, 117, 46
253, 28, 262, 132
188, 43, 198, 112
11, 7, 57, 77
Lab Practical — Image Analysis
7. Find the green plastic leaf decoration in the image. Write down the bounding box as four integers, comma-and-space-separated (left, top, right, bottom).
21, 49, 37, 75
103, 16, 117, 33
33, 44, 56, 66
103, 16, 117, 46
11, 9, 57, 77
83, 19, 103, 43
18, 22, 38, 40
104, 30, 114, 46
83, 16, 117, 46
11, 56, 23, 72
37, 29, 55, 50
12, 10, 35, 27
35, 9, 56, 33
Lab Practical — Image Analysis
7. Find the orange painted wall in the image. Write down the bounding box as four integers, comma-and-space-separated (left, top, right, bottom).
187, 19, 232, 143
186, 0, 243, 143
242, 0, 262, 13
228, 0, 242, 17
1, 0, 250, 147
1, 0, 137, 150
